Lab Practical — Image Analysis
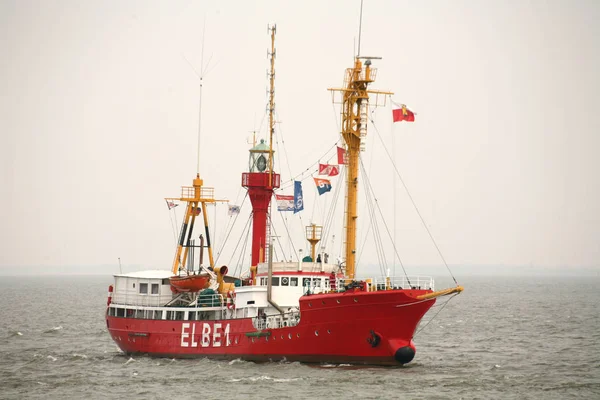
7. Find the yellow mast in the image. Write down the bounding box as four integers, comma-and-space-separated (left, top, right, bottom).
166, 176, 227, 275
329, 58, 392, 280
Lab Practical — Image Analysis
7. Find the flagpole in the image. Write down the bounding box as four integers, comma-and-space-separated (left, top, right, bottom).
391, 96, 397, 278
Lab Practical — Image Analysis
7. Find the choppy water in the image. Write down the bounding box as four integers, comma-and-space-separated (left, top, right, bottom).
0, 274, 599, 399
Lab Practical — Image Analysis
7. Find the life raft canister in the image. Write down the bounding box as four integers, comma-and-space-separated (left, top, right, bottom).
107, 285, 113, 306
227, 290, 236, 310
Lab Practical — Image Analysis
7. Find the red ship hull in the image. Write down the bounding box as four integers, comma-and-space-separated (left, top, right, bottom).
106, 288, 435, 365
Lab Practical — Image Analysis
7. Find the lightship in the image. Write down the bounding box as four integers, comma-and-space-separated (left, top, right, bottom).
106, 25, 463, 366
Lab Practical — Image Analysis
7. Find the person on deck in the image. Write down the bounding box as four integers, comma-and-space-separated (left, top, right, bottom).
316, 254, 322, 263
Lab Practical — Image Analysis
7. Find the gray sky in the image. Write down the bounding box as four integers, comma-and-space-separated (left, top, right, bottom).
1, 0, 599, 276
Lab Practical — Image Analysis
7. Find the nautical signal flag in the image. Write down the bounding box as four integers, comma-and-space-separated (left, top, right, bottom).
337, 146, 347, 165
318, 164, 340, 177
392, 103, 415, 122
166, 200, 178, 210
275, 194, 294, 212
314, 178, 332, 195
228, 204, 240, 216
293, 181, 304, 214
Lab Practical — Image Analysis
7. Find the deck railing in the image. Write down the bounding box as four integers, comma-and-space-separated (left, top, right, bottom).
303, 275, 435, 295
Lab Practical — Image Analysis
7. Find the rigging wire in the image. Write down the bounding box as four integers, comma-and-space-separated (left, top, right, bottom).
229, 213, 254, 277
168, 207, 179, 245
356, 162, 387, 277
216, 189, 247, 253
319, 166, 346, 264
215, 192, 248, 264
414, 293, 460, 337
232, 216, 253, 277
359, 157, 412, 285
370, 110, 459, 285
272, 193, 300, 261
277, 142, 341, 191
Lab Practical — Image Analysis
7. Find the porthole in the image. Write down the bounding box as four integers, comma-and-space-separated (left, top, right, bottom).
336, 299, 340, 304
322, 300, 325, 305
273, 336, 275, 341
281, 335, 284, 339
266, 336, 269, 342
288, 333, 292, 339
327, 329, 331, 334
354, 298, 358, 303
315, 330, 319, 336
309, 303, 312, 307
251, 338, 255, 343
297, 333, 300, 338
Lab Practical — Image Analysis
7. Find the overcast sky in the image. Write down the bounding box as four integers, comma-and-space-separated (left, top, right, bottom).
1, 0, 599, 276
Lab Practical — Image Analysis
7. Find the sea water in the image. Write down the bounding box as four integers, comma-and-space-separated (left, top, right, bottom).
0, 274, 598, 399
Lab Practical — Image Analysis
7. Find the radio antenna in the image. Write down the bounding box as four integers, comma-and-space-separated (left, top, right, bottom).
357, 0, 364, 57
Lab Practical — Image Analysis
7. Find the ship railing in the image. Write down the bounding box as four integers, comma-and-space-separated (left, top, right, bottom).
253, 311, 300, 331
372, 276, 435, 291
301, 276, 435, 294
179, 186, 215, 200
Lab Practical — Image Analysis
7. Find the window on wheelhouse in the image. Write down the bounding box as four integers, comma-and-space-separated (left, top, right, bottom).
303, 278, 311, 287
290, 277, 298, 287
271, 277, 280, 286
151, 283, 159, 294
281, 277, 289, 286
139, 283, 148, 294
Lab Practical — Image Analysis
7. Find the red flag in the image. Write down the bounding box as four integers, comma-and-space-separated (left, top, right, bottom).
392, 104, 415, 122
337, 146, 347, 165
318, 164, 340, 176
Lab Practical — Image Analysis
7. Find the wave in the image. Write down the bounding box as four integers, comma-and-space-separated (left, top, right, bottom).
228, 376, 302, 383
44, 326, 63, 334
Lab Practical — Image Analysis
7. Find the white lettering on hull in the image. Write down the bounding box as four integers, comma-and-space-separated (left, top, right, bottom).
181, 322, 231, 348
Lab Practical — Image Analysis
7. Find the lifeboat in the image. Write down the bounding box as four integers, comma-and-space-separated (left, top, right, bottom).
169, 273, 210, 292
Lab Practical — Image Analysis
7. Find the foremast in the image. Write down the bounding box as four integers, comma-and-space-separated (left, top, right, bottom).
167, 176, 226, 274
329, 58, 392, 280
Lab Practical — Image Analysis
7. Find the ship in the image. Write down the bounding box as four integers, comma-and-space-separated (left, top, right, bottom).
105, 25, 463, 366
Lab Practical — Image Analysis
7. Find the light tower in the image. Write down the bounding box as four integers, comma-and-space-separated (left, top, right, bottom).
242, 140, 280, 266
242, 24, 280, 269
